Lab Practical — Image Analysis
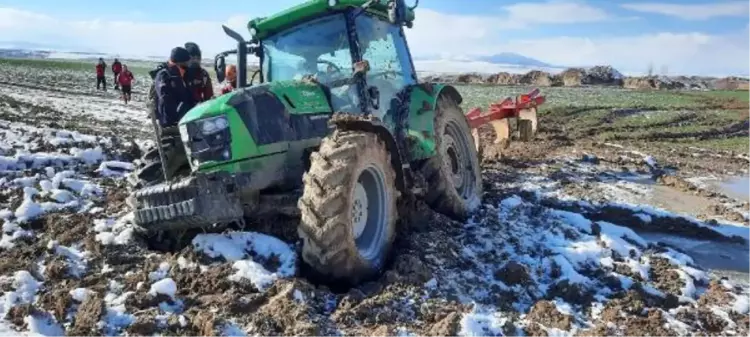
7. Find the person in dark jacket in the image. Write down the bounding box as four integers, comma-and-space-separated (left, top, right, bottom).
183, 42, 214, 102
154, 47, 195, 127
95, 58, 107, 91
148, 47, 195, 180
112, 58, 123, 90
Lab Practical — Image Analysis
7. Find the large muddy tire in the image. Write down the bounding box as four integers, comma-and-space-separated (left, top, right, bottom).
298, 130, 398, 284
420, 95, 483, 220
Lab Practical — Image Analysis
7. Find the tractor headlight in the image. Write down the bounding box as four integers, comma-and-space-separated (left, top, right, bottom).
199, 116, 229, 135
328, 0, 338, 6
184, 115, 232, 166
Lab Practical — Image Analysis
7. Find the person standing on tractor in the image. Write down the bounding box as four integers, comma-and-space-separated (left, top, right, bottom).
154, 47, 196, 128
221, 64, 237, 95
183, 42, 214, 102
118, 65, 135, 104
148, 46, 196, 180
95, 58, 107, 91
112, 58, 123, 90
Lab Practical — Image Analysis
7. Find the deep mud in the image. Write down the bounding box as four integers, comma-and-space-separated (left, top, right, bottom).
0, 60, 748, 336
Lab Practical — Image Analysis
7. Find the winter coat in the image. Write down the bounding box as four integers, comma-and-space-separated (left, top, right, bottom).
96, 63, 105, 77
184, 66, 214, 102
154, 63, 196, 127
118, 71, 134, 86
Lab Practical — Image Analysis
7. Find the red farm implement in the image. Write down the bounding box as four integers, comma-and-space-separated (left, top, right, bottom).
465, 88, 546, 153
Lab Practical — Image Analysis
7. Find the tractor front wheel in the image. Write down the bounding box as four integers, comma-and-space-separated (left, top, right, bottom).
421, 95, 483, 220
298, 130, 398, 284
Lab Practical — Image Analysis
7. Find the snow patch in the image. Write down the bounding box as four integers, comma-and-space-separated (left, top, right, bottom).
192, 232, 296, 291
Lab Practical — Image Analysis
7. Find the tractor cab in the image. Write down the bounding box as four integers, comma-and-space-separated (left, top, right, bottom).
213, 0, 419, 119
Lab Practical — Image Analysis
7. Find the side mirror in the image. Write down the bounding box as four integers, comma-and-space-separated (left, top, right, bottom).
388, 0, 406, 25
387, 0, 417, 27
215, 55, 226, 83
368, 86, 380, 110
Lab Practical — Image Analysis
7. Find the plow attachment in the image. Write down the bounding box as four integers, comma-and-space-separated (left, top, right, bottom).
465, 88, 545, 153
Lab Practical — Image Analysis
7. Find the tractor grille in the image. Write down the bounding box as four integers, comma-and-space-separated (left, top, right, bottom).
132, 172, 247, 231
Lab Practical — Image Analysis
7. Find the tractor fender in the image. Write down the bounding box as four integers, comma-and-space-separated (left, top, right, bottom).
328, 114, 406, 195
403, 83, 464, 160
433, 84, 463, 105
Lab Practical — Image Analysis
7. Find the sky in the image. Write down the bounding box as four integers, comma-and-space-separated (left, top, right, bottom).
0, 0, 748, 76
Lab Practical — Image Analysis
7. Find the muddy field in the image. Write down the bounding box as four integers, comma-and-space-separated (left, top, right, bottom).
0, 58, 749, 336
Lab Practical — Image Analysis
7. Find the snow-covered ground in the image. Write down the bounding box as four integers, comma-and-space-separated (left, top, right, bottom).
0, 59, 748, 336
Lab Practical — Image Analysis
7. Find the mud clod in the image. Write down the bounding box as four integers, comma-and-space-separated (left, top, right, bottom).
526, 300, 574, 331
698, 280, 735, 307
649, 257, 685, 296
495, 261, 531, 286
426, 311, 461, 336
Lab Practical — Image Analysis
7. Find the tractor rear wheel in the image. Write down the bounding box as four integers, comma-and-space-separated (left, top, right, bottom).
420, 95, 483, 220
298, 130, 398, 284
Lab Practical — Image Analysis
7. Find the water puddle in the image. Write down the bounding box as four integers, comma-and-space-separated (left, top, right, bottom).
714, 176, 750, 201
638, 231, 749, 285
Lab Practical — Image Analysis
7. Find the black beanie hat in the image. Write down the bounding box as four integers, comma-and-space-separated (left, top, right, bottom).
184, 42, 201, 58
170, 47, 191, 63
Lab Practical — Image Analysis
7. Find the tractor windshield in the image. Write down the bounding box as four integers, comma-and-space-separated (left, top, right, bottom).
262, 14, 353, 85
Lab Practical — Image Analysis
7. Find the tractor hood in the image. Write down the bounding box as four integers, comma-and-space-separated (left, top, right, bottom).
179, 80, 332, 126
180, 90, 236, 124
176, 79, 334, 174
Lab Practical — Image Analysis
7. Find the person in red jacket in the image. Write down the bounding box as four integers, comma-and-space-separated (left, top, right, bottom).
112, 58, 123, 90
95, 58, 107, 91
118, 65, 135, 104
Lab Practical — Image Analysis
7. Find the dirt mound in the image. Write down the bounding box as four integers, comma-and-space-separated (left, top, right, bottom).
486, 72, 519, 85
456, 73, 486, 84
583, 65, 624, 86
624, 76, 686, 90
558, 68, 586, 87
519, 70, 553, 87
712, 77, 750, 90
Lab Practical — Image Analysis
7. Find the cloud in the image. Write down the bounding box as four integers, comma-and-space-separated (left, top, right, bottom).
0, 7, 251, 57
0, 4, 748, 77
502, 31, 749, 76
404, 1, 617, 60
405, 6, 748, 77
620, 1, 749, 20
502, 0, 612, 24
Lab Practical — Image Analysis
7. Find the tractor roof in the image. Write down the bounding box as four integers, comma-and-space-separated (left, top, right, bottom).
249, 0, 415, 40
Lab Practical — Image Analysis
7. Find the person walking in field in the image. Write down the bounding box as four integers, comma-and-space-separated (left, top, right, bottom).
95, 58, 107, 91
112, 58, 123, 90
221, 64, 237, 95
118, 65, 135, 104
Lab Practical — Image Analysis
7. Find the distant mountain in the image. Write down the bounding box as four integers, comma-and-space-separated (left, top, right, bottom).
412, 52, 557, 70
475, 53, 553, 68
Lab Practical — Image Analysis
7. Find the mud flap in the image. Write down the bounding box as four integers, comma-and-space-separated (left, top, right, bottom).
131, 172, 246, 232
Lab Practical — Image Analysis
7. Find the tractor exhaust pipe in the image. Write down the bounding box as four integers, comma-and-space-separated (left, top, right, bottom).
222, 25, 248, 88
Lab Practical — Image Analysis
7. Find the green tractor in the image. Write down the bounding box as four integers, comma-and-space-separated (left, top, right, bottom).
130, 0, 485, 284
